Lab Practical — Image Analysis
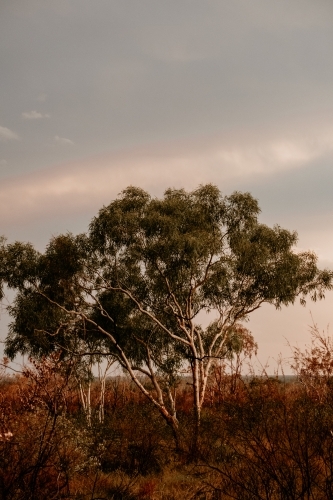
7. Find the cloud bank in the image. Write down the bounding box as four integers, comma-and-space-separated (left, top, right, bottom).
1, 128, 332, 230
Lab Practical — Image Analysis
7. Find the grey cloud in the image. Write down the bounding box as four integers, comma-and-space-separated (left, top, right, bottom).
36, 93, 47, 102
0, 126, 19, 141
234, 156, 333, 221
1, 0, 333, 179
22, 110, 50, 119
54, 135, 74, 145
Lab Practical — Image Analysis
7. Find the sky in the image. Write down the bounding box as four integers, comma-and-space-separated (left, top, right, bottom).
1, 0, 333, 371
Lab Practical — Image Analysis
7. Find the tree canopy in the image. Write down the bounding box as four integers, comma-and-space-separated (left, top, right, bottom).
0, 184, 331, 447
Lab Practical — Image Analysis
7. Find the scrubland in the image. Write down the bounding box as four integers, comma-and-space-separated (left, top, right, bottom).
1, 326, 333, 500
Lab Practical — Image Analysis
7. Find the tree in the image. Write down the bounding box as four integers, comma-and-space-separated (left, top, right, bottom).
0, 184, 331, 451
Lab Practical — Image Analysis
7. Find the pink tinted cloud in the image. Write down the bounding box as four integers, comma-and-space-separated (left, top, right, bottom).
1, 130, 332, 231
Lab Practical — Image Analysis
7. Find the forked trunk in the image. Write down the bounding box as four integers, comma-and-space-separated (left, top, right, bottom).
159, 407, 181, 451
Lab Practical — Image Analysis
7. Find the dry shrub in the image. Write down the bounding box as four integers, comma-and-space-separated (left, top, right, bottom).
291, 323, 333, 402
197, 375, 333, 499
4, 335, 333, 499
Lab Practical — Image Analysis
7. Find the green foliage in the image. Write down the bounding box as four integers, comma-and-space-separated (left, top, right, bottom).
0, 184, 331, 447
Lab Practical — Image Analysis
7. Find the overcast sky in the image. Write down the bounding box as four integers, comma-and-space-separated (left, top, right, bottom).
1, 0, 333, 370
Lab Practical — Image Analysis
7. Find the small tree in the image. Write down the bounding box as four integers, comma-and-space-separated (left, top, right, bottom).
1, 184, 331, 451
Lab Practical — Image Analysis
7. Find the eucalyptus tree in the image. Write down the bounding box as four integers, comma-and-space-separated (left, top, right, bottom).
0, 184, 331, 450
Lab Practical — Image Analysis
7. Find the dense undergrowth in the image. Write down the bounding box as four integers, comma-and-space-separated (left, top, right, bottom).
1, 329, 333, 499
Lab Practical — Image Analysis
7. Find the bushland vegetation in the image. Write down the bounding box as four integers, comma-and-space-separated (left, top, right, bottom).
0, 185, 332, 498
2, 326, 333, 499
